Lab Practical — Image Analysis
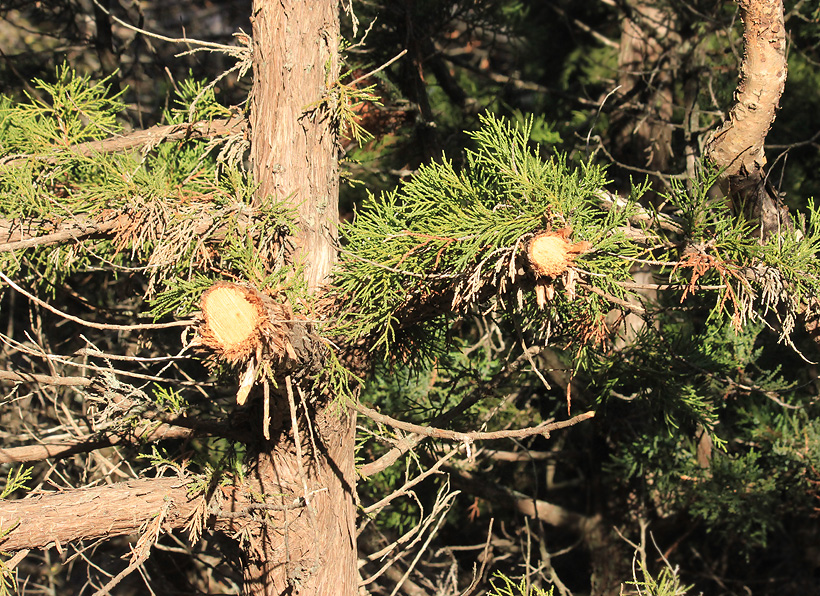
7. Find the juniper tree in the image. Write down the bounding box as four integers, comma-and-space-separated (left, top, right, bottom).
1, 1, 820, 596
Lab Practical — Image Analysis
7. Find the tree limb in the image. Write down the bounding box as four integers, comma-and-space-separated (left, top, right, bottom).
352, 401, 594, 444
0, 478, 202, 551
0, 419, 234, 465
0, 116, 246, 172
706, 0, 789, 239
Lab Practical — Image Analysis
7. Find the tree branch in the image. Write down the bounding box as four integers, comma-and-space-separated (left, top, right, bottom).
0, 116, 246, 172
706, 0, 789, 239
0, 419, 234, 465
706, 0, 787, 177
0, 478, 201, 551
0, 369, 93, 387
352, 401, 595, 444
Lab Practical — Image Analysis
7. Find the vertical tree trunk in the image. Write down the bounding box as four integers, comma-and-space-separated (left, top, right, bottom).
251, 0, 340, 291
245, 2, 357, 595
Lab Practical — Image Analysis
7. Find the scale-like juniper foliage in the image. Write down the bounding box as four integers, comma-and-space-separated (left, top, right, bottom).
333, 113, 640, 361
0, 64, 297, 315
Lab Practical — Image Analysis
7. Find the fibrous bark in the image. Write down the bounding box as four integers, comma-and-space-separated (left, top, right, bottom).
0, 478, 202, 552
244, 1, 356, 595
250, 0, 340, 292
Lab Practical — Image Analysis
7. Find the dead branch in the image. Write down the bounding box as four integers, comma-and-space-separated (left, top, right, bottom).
362, 449, 458, 516
0, 271, 193, 331
352, 402, 594, 445
0, 369, 93, 387
0, 419, 234, 465
0, 216, 125, 252
356, 347, 550, 478
446, 467, 589, 532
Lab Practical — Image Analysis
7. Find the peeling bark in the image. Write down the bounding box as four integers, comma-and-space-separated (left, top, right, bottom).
706, 0, 789, 239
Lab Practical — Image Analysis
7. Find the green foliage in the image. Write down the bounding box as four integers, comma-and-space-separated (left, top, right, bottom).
0, 63, 298, 313
139, 445, 190, 477
0, 62, 124, 154
625, 561, 693, 596
687, 450, 783, 549
152, 384, 189, 416
487, 572, 555, 596
0, 552, 18, 596
333, 113, 639, 361
166, 75, 234, 123
0, 466, 32, 500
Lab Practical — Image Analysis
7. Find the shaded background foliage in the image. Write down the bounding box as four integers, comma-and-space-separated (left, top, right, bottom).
3, 1, 820, 595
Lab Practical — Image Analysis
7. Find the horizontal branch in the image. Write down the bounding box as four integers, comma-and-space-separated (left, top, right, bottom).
0, 116, 246, 172
353, 402, 595, 444
0, 478, 200, 551
0, 271, 193, 331
0, 216, 125, 252
0, 369, 93, 387
447, 466, 591, 532
0, 419, 234, 465
356, 347, 552, 477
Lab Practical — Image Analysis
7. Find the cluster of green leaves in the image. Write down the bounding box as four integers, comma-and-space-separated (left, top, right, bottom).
333, 113, 639, 362
596, 303, 820, 553
654, 168, 820, 348
0, 466, 32, 500
625, 561, 693, 596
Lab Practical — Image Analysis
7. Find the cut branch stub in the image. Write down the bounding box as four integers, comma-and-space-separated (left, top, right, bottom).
198, 283, 296, 402
200, 283, 268, 363
527, 228, 591, 308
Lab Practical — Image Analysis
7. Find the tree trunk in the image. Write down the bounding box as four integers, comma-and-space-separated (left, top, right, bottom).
244, 1, 357, 595
612, 0, 680, 182
250, 0, 340, 291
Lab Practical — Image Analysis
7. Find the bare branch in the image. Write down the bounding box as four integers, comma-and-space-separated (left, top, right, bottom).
0, 369, 93, 387
706, 0, 787, 177
0, 271, 193, 331
0, 216, 124, 252
353, 401, 594, 444
0, 420, 233, 465
0, 478, 202, 551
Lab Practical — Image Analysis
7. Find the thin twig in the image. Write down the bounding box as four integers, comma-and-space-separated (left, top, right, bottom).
347, 50, 408, 87
91, 0, 237, 51
0, 271, 193, 331
362, 448, 458, 515
353, 402, 594, 443
285, 376, 311, 505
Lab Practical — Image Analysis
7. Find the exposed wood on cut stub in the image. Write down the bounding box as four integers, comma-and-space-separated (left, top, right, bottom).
527, 228, 592, 308
198, 282, 297, 404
